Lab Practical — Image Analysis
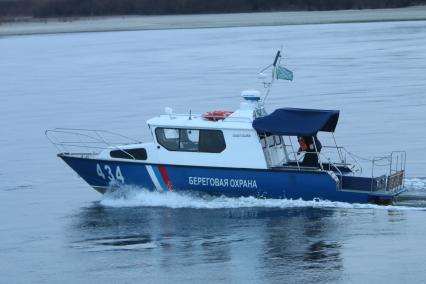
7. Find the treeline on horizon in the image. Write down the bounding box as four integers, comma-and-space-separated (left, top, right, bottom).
1, 0, 425, 18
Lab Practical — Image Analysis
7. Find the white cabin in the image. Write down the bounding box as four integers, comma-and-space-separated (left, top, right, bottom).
97, 90, 288, 169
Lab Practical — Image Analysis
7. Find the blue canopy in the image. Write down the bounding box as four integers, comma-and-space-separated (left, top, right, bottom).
252, 108, 340, 136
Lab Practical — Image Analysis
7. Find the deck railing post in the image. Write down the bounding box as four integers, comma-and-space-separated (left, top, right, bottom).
332, 133, 344, 163
289, 136, 300, 170
312, 136, 324, 171
282, 136, 290, 163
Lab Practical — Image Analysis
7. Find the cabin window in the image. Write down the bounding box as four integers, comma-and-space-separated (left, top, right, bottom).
266, 135, 275, 147
155, 128, 179, 150
259, 133, 281, 148
259, 133, 267, 148
155, 127, 225, 153
110, 148, 147, 160
180, 129, 199, 152
274, 135, 282, 145
199, 130, 226, 153
260, 137, 266, 148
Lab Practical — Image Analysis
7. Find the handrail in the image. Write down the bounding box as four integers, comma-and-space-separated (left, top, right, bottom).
390, 151, 406, 174
368, 151, 406, 192
45, 128, 142, 159
156, 113, 254, 123
389, 151, 406, 191
282, 142, 358, 173
51, 128, 140, 143
315, 152, 342, 189
275, 138, 405, 192
321, 145, 362, 174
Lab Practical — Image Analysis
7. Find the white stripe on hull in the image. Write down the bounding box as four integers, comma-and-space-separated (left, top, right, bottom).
146, 165, 163, 191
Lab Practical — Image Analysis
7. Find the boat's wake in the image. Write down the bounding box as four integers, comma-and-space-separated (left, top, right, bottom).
394, 178, 426, 207
403, 178, 426, 192
100, 178, 426, 211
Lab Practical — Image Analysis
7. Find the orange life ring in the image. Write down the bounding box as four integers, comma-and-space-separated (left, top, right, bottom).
202, 110, 233, 121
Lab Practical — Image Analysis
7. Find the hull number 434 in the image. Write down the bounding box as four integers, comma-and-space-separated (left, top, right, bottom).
96, 163, 125, 183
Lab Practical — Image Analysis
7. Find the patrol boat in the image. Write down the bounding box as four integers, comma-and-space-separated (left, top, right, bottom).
46, 51, 406, 204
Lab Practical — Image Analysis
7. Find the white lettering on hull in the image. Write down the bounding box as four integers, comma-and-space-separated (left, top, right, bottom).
96, 163, 125, 183
188, 176, 257, 189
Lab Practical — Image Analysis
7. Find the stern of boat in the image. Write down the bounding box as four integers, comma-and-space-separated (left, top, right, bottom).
337, 151, 406, 204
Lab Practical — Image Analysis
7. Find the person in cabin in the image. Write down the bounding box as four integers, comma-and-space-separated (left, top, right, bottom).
297, 135, 322, 167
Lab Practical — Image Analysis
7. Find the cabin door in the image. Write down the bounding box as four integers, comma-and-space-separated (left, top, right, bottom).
261, 135, 286, 167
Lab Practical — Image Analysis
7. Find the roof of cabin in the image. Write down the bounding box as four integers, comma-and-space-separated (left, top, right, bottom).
146, 110, 255, 130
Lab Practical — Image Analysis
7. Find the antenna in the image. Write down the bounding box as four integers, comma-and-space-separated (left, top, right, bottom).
272, 50, 281, 67
259, 49, 282, 105
165, 107, 173, 117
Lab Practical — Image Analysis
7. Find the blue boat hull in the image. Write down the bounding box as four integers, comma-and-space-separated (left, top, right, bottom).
59, 154, 401, 204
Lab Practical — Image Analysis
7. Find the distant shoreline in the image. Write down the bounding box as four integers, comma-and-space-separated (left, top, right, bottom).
1, 6, 426, 37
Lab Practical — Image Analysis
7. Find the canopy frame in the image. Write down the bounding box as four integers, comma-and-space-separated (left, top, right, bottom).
252, 108, 340, 136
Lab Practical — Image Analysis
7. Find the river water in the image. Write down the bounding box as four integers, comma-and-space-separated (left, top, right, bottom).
1, 20, 426, 283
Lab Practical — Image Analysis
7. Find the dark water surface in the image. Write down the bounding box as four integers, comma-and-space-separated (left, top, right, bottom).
1, 21, 426, 283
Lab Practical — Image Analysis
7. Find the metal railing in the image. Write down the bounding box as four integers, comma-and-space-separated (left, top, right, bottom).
277, 139, 407, 192
321, 146, 363, 174
156, 113, 254, 123
390, 151, 406, 175
370, 151, 406, 192
318, 152, 343, 190
280, 140, 362, 173
45, 128, 141, 158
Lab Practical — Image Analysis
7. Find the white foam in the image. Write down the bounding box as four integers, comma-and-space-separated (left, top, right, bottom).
100, 185, 424, 211
404, 178, 426, 191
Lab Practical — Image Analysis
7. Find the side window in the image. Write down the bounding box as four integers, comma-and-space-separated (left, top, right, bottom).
266, 135, 275, 147
179, 129, 199, 152
156, 128, 225, 153
155, 128, 179, 150
110, 148, 147, 160
274, 135, 282, 145
199, 130, 226, 153
260, 137, 266, 148
164, 128, 179, 139
259, 133, 267, 148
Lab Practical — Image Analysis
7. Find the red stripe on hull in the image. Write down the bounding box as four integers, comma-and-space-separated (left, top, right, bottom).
158, 165, 173, 190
